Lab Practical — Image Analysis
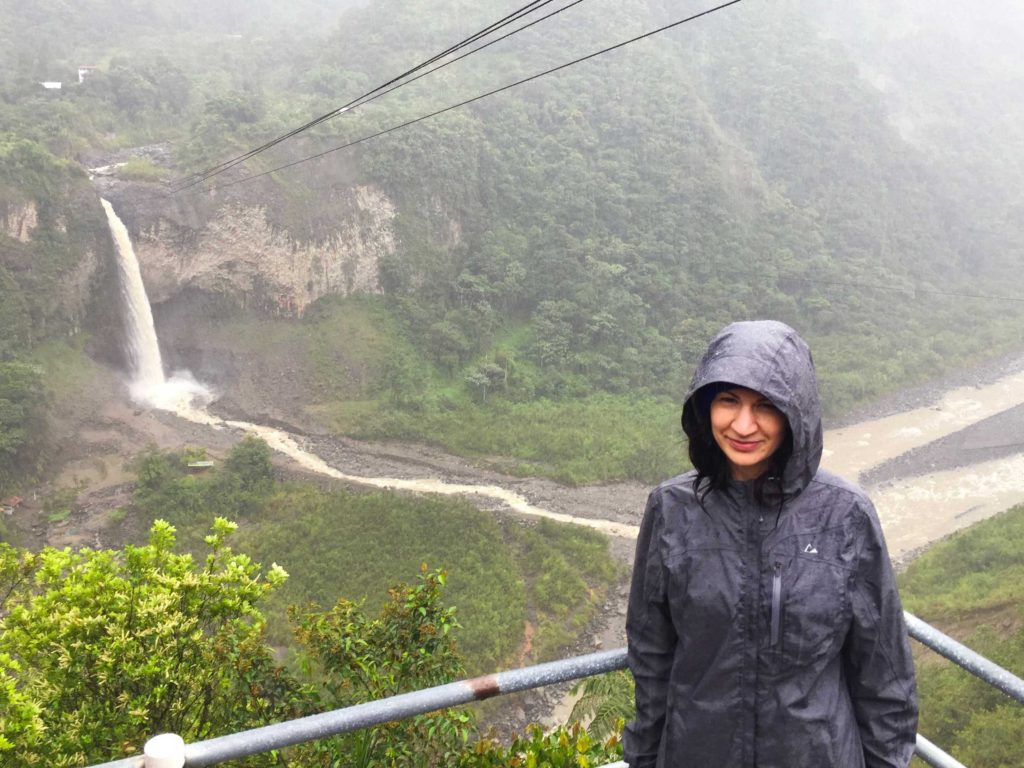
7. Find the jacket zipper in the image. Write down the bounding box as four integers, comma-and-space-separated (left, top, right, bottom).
770, 561, 782, 647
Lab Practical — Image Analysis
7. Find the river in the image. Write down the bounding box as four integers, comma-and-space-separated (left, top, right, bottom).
172, 362, 1024, 564
822, 368, 1024, 558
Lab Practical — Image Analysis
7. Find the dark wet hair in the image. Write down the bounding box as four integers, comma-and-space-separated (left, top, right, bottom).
683, 383, 793, 508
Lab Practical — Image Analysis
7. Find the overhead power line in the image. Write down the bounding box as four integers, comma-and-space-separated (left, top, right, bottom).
169, 0, 573, 192
180, 0, 744, 195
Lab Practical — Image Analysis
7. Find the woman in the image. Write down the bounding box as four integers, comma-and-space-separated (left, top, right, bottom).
624, 320, 917, 768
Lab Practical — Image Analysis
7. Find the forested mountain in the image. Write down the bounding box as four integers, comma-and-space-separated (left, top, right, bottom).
2, 0, 1024, 488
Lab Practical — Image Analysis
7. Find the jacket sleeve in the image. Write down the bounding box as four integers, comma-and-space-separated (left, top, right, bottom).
843, 500, 918, 768
623, 489, 676, 768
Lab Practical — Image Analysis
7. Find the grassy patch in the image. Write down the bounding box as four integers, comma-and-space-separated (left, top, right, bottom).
303, 295, 421, 400
899, 504, 1024, 766
900, 505, 1024, 620
28, 337, 110, 409
316, 393, 687, 486
236, 485, 619, 674
118, 157, 165, 182
127, 443, 620, 675
237, 485, 527, 673
43, 484, 80, 523
506, 519, 622, 659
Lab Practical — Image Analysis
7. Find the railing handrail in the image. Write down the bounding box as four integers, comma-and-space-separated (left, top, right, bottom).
904, 612, 1024, 704
87, 611, 1024, 768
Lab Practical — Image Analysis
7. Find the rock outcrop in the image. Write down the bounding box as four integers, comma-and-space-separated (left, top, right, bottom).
2, 201, 38, 243
122, 185, 393, 317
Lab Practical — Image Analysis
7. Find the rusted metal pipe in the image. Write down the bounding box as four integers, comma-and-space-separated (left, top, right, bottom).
86, 649, 628, 768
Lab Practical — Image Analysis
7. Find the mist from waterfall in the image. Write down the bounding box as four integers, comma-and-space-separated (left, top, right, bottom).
101, 198, 213, 411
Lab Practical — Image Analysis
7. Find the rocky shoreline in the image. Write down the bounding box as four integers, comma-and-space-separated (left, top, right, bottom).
829, 349, 1024, 430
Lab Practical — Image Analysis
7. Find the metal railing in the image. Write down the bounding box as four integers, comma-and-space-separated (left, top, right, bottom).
89, 610, 1023, 768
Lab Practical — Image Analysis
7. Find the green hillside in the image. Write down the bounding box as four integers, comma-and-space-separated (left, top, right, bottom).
1, 0, 1023, 493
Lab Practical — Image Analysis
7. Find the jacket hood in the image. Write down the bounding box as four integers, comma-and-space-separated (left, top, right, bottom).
682, 320, 823, 497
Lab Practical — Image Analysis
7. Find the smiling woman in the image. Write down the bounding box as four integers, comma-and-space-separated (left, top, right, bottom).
624, 320, 919, 768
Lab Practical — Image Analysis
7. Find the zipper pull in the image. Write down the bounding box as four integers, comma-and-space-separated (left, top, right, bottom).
770, 562, 782, 647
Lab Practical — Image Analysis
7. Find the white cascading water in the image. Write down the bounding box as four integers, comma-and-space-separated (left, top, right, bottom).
101, 198, 213, 411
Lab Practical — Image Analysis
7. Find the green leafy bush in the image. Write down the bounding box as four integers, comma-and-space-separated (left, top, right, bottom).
118, 157, 165, 181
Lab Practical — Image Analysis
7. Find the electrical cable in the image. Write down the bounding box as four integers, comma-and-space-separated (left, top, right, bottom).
171, 0, 559, 188
183, 0, 744, 194
232, 0, 588, 173
169, 0, 570, 192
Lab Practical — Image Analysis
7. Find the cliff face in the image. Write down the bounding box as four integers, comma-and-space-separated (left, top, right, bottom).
0, 181, 122, 360
125, 184, 393, 317
1, 201, 38, 243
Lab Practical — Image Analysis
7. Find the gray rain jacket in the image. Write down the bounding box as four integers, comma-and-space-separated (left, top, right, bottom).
624, 321, 917, 768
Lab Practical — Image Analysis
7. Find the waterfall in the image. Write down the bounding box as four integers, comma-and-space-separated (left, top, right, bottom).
102, 199, 165, 390
101, 198, 212, 410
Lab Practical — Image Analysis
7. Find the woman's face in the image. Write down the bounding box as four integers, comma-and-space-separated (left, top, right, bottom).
709, 386, 787, 481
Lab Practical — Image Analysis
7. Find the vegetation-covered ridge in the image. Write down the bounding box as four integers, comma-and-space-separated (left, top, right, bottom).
3, 1, 1024, 492
157, 0, 1024, 484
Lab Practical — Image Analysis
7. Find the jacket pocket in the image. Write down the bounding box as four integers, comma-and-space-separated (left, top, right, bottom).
772, 555, 849, 667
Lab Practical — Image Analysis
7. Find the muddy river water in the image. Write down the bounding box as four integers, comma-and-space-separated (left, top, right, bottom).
823, 368, 1024, 558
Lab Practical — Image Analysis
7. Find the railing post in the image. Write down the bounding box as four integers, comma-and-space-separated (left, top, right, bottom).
144, 734, 185, 768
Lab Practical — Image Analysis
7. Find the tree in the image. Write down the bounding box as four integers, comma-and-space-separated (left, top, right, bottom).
289, 565, 472, 767
223, 434, 274, 492
1, 520, 482, 767
0, 361, 47, 495
0, 519, 305, 767
569, 670, 635, 740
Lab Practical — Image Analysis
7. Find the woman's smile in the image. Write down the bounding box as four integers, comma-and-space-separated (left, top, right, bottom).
724, 436, 764, 452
